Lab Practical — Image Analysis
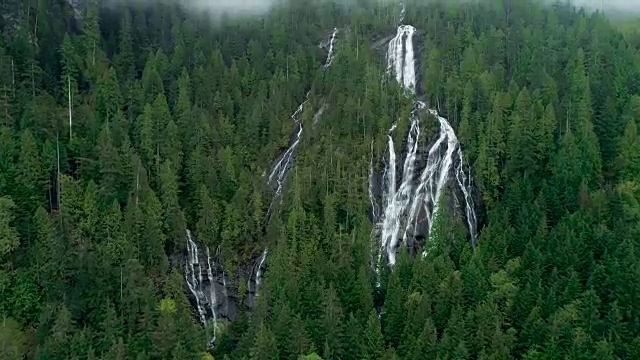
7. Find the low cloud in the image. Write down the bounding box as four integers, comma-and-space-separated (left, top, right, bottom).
184, 0, 280, 16
554, 0, 640, 13
105, 0, 283, 17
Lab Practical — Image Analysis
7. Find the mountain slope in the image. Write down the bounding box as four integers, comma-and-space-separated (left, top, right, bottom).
0, 1, 639, 360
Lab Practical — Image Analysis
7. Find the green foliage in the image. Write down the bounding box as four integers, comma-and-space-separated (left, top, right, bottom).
0, 197, 19, 257
0, 1, 639, 359
0, 317, 26, 360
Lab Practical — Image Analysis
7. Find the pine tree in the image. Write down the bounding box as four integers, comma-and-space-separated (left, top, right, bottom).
0, 197, 19, 257
82, 0, 102, 84
159, 160, 185, 252
115, 10, 135, 86
95, 68, 122, 126
0, 127, 15, 204
0, 317, 26, 360
251, 323, 278, 360
321, 285, 344, 360
615, 118, 640, 182
15, 129, 45, 234
382, 269, 406, 349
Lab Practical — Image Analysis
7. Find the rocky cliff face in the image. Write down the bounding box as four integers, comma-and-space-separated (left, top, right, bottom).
183, 230, 267, 345
183, 28, 341, 347
368, 2, 480, 271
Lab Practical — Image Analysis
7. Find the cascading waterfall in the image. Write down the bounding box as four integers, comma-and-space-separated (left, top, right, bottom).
205, 247, 218, 343
185, 231, 206, 324
254, 249, 268, 294
371, 4, 478, 267
267, 101, 306, 197
324, 28, 339, 68
267, 28, 340, 203
184, 230, 219, 340
455, 151, 478, 247
402, 111, 460, 252
386, 25, 417, 91
247, 248, 268, 296
375, 124, 397, 270
380, 104, 422, 265
263, 28, 341, 301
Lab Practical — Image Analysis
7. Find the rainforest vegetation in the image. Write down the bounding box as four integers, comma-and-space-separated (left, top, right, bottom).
1, 0, 640, 359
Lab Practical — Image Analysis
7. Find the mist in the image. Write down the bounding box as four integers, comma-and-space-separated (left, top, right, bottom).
550, 0, 640, 14
104, 0, 640, 19
181, 0, 280, 16
105, 0, 401, 17
105, 0, 284, 17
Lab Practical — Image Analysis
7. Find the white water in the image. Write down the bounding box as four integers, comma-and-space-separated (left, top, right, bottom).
268, 101, 305, 197
267, 28, 340, 202
380, 105, 422, 265
184, 230, 219, 337
455, 151, 478, 247
262, 28, 340, 306
386, 25, 417, 92
324, 28, 339, 68
377, 124, 397, 267
205, 247, 218, 343
185, 231, 272, 347
370, 6, 478, 266
185, 230, 206, 324
247, 248, 268, 296
255, 248, 268, 296
403, 111, 459, 252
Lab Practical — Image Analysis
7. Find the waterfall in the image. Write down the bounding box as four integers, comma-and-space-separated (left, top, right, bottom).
370, 6, 478, 267
267, 101, 306, 197
184, 230, 273, 348
255, 249, 268, 295
261, 28, 340, 307
184, 230, 219, 338
248, 248, 268, 297
403, 111, 459, 251
455, 150, 478, 246
324, 28, 339, 68
185, 230, 206, 324
386, 25, 417, 92
376, 124, 397, 268
205, 247, 218, 343
380, 105, 421, 265
267, 28, 340, 206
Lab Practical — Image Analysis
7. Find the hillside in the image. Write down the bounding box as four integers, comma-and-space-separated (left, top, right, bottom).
1, 0, 640, 359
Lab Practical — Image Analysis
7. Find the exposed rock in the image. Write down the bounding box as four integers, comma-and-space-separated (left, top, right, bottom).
183, 230, 267, 347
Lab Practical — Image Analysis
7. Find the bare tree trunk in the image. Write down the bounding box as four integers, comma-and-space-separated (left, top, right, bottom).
68, 75, 73, 140
11, 59, 15, 96
34, 4, 38, 40
56, 134, 62, 213
31, 63, 35, 97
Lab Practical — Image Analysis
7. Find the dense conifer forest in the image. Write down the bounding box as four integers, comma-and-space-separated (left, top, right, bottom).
1, 0, 640, 359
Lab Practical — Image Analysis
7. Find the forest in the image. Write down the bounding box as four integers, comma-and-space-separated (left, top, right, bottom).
1, 0, 640, 359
